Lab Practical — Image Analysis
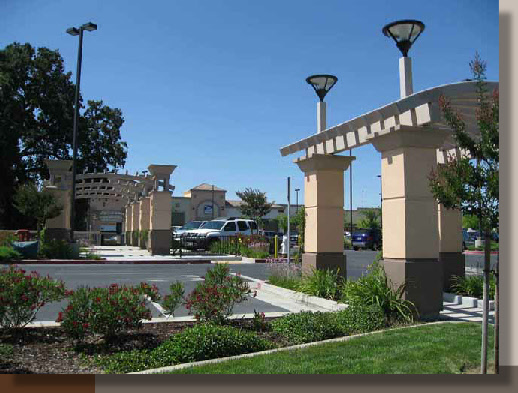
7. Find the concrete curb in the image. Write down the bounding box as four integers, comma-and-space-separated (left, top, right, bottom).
463, 251, 499, 255
14, 256, 243, 264
443, 292, 495, 311
130, 320, 461, 374
237, 274, 346, 312
25, 311, 291, 328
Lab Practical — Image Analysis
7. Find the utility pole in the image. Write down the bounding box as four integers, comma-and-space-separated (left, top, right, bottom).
287, 177, 291, 263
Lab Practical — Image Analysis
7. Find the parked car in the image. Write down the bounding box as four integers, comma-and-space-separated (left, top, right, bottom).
351, 229, 382, 251
172, 221, 206, 240
462, 229, 475, 250
180, 218, 258, 250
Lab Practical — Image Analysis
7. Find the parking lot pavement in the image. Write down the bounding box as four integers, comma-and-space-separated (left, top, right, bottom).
7, 250, 495, 322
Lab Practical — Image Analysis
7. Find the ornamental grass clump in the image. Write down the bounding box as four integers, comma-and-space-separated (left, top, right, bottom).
184, 264, 252, 324
341, 261, 417, 324
58, 282, 160, 340
299, 268, 343, 300
0, 265, 68, 329
450, 274, 495, 300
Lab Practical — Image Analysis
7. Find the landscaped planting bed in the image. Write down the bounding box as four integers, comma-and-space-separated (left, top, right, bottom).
0, 261, 421, 374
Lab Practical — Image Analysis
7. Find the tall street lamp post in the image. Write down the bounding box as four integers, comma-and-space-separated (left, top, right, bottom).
67, 22, 97, 242
382, 20, 425, 98
306, 75, 338, 133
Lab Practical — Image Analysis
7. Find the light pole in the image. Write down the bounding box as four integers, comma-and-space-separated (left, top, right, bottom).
382, 20, 425, 98
295, 188, 300, 213
306, 74, 338, 133
377, 174, 382, 229
67, 22, 97, 242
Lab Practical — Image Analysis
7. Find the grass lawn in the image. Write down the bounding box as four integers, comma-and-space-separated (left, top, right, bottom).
161, 322, 494, 374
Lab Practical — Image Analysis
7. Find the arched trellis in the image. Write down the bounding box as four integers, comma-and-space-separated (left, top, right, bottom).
44, 162, 176, 255
280, 80, 499, 318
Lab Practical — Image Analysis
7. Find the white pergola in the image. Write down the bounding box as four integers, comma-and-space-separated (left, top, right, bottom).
280, 80, 499, 159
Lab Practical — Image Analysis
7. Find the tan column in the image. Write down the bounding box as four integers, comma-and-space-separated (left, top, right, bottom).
44, 160, 73, 242
131, 202, 140, 246
295, 154, 355, 277
438, 204, 465, 290
125, 204, 133, 245
148, 165, 176, 255
371, 127, 450, 318
138, 197, 151, 248
435, 154, 465, 291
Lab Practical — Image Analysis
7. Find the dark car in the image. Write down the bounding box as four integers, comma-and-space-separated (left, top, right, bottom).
352, 229, 382, 251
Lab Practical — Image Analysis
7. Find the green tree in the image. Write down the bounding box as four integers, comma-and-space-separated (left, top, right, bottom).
462, 214, 480, 230
0, 42, 127, 229
292, 207, 306, 252
13, 183, 63, 241
275, 214, 288, 233
428, 54, 499, 374
235, 188, 273, 232
357, 208, 381, 231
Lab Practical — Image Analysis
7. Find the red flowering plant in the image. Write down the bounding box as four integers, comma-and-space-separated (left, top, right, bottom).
58, 282, 160, 340
184, 264, 253, 324
0, 265, 68, 330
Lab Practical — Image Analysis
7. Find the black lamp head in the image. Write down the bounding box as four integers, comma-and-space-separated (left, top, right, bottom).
306, 74, 338, 102
382, 20, 425, 57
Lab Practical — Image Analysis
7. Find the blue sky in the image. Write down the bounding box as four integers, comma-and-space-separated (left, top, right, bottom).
1, 0, 499, 208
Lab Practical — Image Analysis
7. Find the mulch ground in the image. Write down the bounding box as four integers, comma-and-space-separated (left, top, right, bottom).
0, 318, 285, 374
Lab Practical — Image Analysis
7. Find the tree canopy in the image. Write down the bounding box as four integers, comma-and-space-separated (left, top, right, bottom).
235, 188, 273, 229
0, 42, 128, 228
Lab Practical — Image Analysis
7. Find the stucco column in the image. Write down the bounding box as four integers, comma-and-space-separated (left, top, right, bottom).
295, 154, 355, 278
438, 204, 465, 290
138, 197, 151, 248
370, 127, 450, 318
44, 160, 73, 242
148, 165, 176, 255
125, 203, 133, 245
131, 202, 140, 247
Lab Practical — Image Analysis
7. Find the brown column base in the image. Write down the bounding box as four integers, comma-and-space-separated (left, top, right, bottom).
148, 229, 171, 255
302, 252, 347, 279
125, 231, 131, 246
138, 231, 148, 249
440, 252, 465, 291
45, 228, 70, 243
132, 232, 139, 246
382, 258, 443, 319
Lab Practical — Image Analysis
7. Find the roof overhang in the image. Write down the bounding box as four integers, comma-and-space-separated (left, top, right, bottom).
280, 80, 499, 158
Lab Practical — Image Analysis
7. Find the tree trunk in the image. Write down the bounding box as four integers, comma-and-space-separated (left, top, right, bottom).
480, 231, 491, 374
494, 247, 499, 373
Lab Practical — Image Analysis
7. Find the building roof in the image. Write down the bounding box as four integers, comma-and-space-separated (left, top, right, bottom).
280, 80, 499, 158
191, 183, 227, 192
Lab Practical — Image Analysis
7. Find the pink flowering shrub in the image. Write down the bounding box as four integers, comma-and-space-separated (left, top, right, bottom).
184, 264, 252, 324
58, 282, 160, 340
0, 265, 68, 329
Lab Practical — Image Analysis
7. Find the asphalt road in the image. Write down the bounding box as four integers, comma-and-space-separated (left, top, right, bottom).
5, 251, 496, 322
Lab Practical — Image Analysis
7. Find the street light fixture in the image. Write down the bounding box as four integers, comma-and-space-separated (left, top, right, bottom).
67, 21, 97, 242
382, 20, 425, 98
382, 20, 425, 57
306, 74, 338, 133
295, 188, 300, 213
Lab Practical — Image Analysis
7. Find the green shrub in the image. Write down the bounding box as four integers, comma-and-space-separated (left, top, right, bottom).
0, 265, 68, 329
0, 246, 22, 262
267, 275, 301, 291
162, 281, 184, 316
58, 282, 160, 340
0, 232, 16, 247
341, 261, 416, 323
97, 324, 274, 373
0, 343, 14, 360
271, 311, 343, 345
334, 303, 386, 334
184, 264, 251, 324
451, 274, 495, 300
39, 239, 76, 259
299, 268, 342, 300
